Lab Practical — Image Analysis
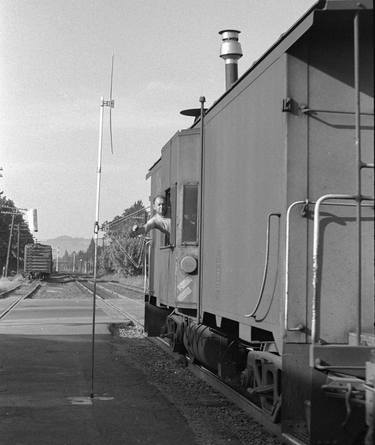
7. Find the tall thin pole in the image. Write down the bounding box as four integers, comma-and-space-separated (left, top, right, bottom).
5, 214, 15, 278
16, 224, 20, 274
90, 97, 105, 399
354, 12, 362, 346
197, 96, 206, 324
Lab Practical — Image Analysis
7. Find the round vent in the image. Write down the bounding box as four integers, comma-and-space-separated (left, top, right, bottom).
180, 256, 198, 274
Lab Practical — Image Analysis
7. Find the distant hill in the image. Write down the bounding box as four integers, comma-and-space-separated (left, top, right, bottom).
41, 236, 91, 256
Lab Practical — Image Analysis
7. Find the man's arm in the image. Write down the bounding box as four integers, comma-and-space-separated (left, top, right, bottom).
132, 218, 155, 235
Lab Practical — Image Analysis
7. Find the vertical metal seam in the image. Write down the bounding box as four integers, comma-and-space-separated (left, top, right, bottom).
354, 11, 362, 346
305, 39, 311, 335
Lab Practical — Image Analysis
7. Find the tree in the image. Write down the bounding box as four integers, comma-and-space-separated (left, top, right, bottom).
0, 192, 34, 275
97, 200, 147, 277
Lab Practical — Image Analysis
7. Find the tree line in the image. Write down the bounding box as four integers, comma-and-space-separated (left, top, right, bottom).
62, 200, 148, 277
0, 192, 34, 277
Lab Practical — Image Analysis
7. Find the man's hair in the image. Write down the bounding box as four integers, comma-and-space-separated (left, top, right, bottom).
152, 194, 165, 204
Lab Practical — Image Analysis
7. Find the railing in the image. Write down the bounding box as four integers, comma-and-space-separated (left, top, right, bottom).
245, 212, 281, 322
311, 194, 374, 345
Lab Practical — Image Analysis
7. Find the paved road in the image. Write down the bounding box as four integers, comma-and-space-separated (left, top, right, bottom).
0, 280, 199, 445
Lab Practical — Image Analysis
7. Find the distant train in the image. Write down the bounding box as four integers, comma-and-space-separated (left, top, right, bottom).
24, 243, 52, 280
142, 1, 374, 444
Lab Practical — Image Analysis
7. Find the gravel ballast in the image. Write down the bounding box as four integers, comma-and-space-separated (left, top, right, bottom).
113, 324, 281, 445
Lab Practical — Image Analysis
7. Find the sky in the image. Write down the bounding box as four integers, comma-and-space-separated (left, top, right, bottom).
0, 0, 317, 240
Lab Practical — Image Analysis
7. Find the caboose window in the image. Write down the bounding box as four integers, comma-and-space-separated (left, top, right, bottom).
182, 184, 198, 244
163, 186, 176, 248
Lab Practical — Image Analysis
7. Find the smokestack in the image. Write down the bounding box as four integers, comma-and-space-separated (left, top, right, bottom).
219, 29, 242, 90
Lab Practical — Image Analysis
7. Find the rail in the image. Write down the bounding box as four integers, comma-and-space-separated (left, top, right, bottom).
0, 283, 41, 320
75, 279, 144, 331
0, 283, 22, 298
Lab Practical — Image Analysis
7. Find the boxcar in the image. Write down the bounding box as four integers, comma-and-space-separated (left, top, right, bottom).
24, 243, 52, 280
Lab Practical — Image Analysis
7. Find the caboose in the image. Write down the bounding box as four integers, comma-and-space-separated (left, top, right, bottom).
143, 1, 374, 443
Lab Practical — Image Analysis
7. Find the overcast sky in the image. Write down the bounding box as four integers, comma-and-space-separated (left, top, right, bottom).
0, 0, 316, 240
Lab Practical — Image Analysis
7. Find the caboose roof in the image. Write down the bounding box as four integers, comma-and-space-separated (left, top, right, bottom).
191, 0, 372, 128
146, 0, 372, 173
146, 157, 161, 179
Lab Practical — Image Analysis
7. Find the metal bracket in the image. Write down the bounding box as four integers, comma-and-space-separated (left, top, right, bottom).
288, 323, 305, 332
282, 97, 292, 112
102, 99, 115, 108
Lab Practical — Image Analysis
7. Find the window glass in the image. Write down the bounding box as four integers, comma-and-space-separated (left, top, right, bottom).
182, 184, 198, 243
170, 185, 177, 246
164, 189, 171, 247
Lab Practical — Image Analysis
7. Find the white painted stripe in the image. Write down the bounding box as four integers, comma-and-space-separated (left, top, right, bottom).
177, 277, 192, 291
177, 287, 192, 302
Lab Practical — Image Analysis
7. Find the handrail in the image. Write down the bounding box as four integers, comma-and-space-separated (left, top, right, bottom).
311, 193, 374, 345
283, 200, 306, 335
143, 239, 151, 295
284, 198, 374, 338
245, 212, 281, 319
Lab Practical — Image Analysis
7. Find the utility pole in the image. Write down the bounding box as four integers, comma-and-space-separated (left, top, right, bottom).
16, 224, 20, 274
5, 214, 15, 277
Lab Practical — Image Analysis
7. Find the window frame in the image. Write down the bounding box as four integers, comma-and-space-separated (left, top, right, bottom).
159, 185, 177, 249
181, 182, 199, 246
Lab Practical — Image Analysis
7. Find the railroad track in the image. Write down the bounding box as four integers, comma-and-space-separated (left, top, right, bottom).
0, 282, 42, 320
0, 283, 23, 298
95, 280, 144, 295
75, 279, 145, 332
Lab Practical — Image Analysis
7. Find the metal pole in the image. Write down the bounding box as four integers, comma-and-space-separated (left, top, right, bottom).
5, 214, 15, 278
16, 224, 20, 274
90, 97, 105, 399
197, 96, 206, 324
354, 11, 362, 346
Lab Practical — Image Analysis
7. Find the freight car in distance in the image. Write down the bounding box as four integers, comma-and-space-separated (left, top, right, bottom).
24, 243, 53, 280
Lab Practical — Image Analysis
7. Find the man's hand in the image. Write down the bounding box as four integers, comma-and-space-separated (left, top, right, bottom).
129, 224, 139, 238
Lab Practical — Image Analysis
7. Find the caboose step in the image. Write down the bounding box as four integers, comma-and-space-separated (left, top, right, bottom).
310, 344, 374, 378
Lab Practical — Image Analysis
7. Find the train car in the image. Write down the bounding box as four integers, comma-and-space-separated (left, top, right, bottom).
143, 1, 374, 444
24, 243, 53, 280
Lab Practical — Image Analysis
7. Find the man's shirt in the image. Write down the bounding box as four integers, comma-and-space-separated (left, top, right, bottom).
144, 214, 171, 235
